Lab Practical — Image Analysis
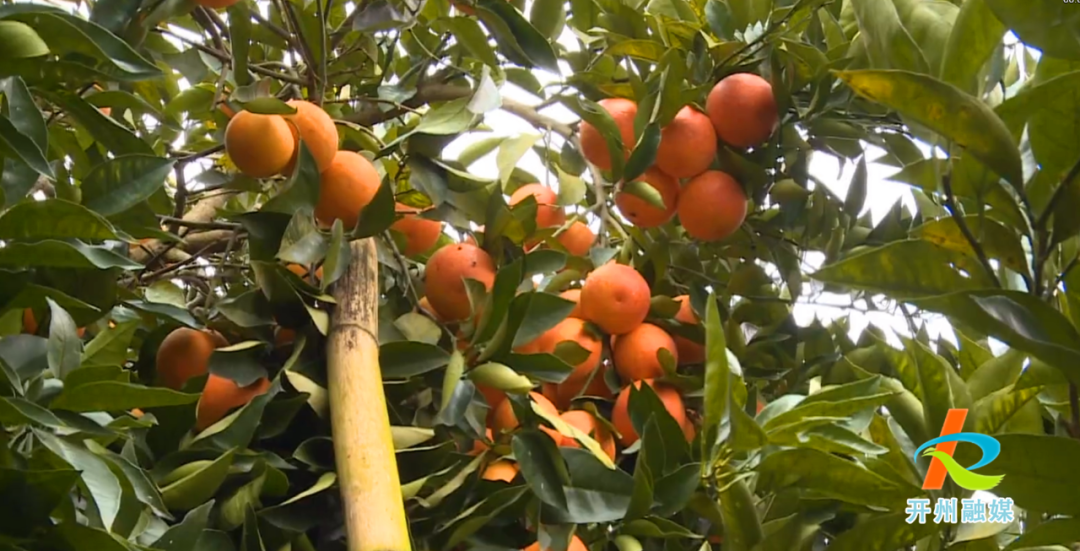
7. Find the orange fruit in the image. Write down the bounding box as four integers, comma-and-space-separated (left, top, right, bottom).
490, 391, 562, 443
556, 220, 594, 256
314, 150, 382, 230
418, 296, 444, 323
655, 106, 717, 179
557, 362, 613, 407
196, 374, 271, 430
284, 100, 339, 173
514, 318, 605, 408
559, 410, 616, 461
510, 184, 566, 233
672, 295, 705, 365
560, 289, 584, 319
286, 263, 323, 283
100, 106, 112, 117
481, 460, 519, 482
615, 168, 679, 228
391, 203, 442, 256
274, 327, 296, 349
423, 243, 496, 321
21, 308, 37, 335
579, 98, 637, 171
524, 535, 588, 551
681, 417, 696, 442
580, 262, 651, 335
611, 379, 686, 447
612, 323, 678, 382
542, 382, 560, 405
155, 328, 229, 391
706, 73, 778, 149
194, 0, 239, 7
477, 384, 507, 413
224, 110, 296, 178
131, 408, 145, 418
469, 428, 494, 455
677, 170, 747, 242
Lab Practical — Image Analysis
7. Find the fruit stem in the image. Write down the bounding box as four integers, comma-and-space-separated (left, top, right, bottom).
327, 238, 412, 551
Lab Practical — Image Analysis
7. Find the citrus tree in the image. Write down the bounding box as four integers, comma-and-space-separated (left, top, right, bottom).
2, 0, 1080, 549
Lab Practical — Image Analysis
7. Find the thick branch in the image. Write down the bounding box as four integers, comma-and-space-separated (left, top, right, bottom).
131, 192, 237, 264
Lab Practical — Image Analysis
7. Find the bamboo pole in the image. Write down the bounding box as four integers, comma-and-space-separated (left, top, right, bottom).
328, 238, 412, 551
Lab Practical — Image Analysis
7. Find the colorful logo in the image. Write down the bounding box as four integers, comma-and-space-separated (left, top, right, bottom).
913, 408, 1004, 491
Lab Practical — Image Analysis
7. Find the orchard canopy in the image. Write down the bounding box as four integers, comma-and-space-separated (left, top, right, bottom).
3, 0, 1080, 550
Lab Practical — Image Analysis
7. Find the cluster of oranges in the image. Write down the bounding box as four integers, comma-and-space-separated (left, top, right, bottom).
224, 100, 442, 253
580, 72, 778, 242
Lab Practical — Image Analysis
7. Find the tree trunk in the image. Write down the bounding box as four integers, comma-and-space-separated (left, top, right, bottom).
327, 238, 411, 551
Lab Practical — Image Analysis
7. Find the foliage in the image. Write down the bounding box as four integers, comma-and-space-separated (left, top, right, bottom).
0, 0, 1079, 550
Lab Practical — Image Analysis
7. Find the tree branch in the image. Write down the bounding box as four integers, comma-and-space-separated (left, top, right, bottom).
942, 173, 1001, 288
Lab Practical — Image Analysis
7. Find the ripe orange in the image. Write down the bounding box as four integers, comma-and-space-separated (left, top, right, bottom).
559, 289, 584, 319
224, 110, 296, 178
615, 168, 679, 228
579, 98, 638, 171
706, 73, 778, 149
481, 459, 519, 482
490, 391, 562, 443
514, 317, 604, 408
524, 535, 588, 551
560, 410, 616, 461
612, 323, 678, 382
21, 309, 37, 335
672, 295, 705, 365
196, 374, 271, 430
557, 361, 613, 407
477, 384, 507, 414
284, 100, 339, 173
424, 243, 496, 321
194, 0, 238, 8
418, 296, 445, 323
611, 379, 686, 447
677, 170, 747, 242
556, 220, 594, 256
274, 327, 296, 349
391, 203, 442, 256
314, 151, 382, 230
655, 106, 717, 179
510, 184, 566, 233
681, 417, 696, 442
580, 262, 651, 335
156, 328, 229, 391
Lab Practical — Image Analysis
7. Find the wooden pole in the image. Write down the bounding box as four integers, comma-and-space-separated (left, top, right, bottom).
327, 238, 412, 551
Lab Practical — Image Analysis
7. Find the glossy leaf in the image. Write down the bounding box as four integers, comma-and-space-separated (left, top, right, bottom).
81, 155, 175, 217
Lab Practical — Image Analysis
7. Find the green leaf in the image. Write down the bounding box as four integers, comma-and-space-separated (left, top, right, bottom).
153, 500, 215, 551
620, 179, 666, 211
811, 239, 990, 298
0, 239, 142, 270
623, 123, 660, 183
497, 134, 540, 185
912, 215, 1026, 274
241, 97, 296, 115
561, 96, 626, 181
529, 0, 566, 39
35, 89, 154, 156
848, 0, 929, 73
0, 76, 46, 151
940, 0, 1005, 94
43, 522, 132, 551
160, 448, 236, 511
717, 463, 763, 551
755, 448, 919, 510
512, 429, 570, 510
825, 512, 942, 551
414, 97, 478, 135
81, 155, 175, 217
50, 382, 200, 413
983, 0, 1080, 61
834, 69, 1022, 187
0, 20, 48, 58
0, 468, 79, 537
975, 434, 1080, 515
46, 298, 81, 381
909, 290, 1080, 383
440, 17, 499, 69
261, 142, 321, 216
208, 341, 269, 388
701, 292, 729, 476
0, 199, 119, 241
996, 70, 1080, 140
0, 112, 52, 178
381, 341, 450, 379
35, 429, 124, 531
1003, 518, 1080, 551
352, 176, 395, 239
228, 2, 252, 87
508, 292, 577, 350
475, 0, 559, 72
844, 156, 867, 215
1, 7, 162, 79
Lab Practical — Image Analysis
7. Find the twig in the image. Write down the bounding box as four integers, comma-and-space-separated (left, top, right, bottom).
942, 173, 1002, 288
156, 215, 241, 230
175, 144, 225, 163
250, 9, 295, 47
156, 28, 308, 85
141, 241, 221, 283
200, 6, 231, 41
327, 8, 359, 51
1070, 383, 1080, 439
381, 231, 422, 307
1033, 156, 1080, 232
169, 166, 188, 235
275, 0, 319, 96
